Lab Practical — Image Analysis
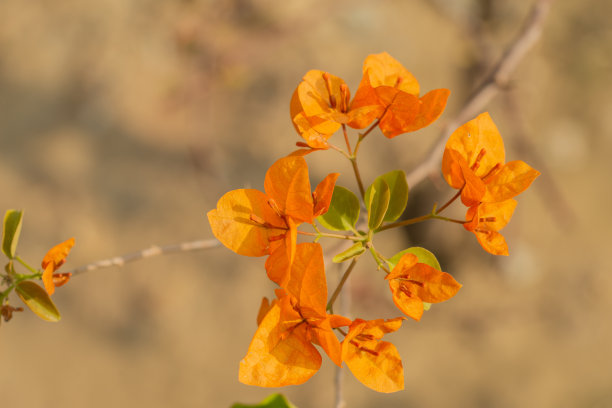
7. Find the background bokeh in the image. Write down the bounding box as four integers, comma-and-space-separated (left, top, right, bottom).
1, 0, 611, 407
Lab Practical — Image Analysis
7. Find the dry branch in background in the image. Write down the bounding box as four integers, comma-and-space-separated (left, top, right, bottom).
406, 0, 555, 188
67, 239, 220, 276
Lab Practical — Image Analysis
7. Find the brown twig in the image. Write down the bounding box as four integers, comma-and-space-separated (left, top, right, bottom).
406, 0, 555, 188
67, 239, 221, 276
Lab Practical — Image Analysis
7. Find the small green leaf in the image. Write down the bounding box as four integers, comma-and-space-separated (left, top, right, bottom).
366, 170, 409, 222
15, 281, 61, 322
332, 242, 365, 263
2, 209, 24, 259
231, 393, 297, 408
387, 246, 442, 271
317, 186, 360, 231
366, 178, 390, 230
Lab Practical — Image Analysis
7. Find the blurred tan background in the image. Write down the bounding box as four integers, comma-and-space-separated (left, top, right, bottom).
1, 0, 611, 407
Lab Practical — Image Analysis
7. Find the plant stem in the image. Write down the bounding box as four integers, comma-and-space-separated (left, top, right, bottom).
342, 124, 352, 156
350, 157, 366, 199
15, 256, 40, 276
327, 258, 358, 313
436, 190, 462, 214
297, 230, 363, 241
376, 213, 434, 232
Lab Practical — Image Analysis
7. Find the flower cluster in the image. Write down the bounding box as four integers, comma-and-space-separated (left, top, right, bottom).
208, 53, 538, 392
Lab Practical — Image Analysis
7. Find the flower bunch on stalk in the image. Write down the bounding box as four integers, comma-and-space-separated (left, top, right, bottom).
208, 52, 539, 392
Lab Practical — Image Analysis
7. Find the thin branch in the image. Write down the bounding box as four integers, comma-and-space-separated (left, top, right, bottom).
67, 239, 221, 276
406, 0, 555, 188
334, 364, 346, 408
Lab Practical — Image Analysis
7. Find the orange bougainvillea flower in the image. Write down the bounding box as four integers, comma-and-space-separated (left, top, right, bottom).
290, 52, 449, 147
290, 70, 351, 148
208, 156, 338, 284
463, 199, 517, 256
341, 317, 405, 393
441, 112, 540, 207
385, 253, 461, 321
441, 112, 540, 254
347, 52, 450, 138
239, 243, 352, 387
41, 238, 75, 295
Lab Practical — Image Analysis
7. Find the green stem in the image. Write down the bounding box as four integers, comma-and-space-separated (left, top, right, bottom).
327, 258, 358, 314
349, 157, 366, 199
15, 256, 40, 276
0, 258, 41, 303
436, 190, 462, 214
342, 124, 353, 156
376, 213, 434, 232
368, 246, 391, 274
328, 143, 351, 160
432, 214, 467, 224
359, 119, 380, 142
298, 230, 363, 242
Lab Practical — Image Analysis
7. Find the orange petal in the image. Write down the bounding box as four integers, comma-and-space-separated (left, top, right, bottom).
239, 303, 321, 387
388, 279, 424, 321
474, 230, 509, 256
283, 243, 328, 316
362, 52, 420, 95
42, 264, 55, 296
377, 88, 450, 138
444, 112, 505, 178
311, 319, 343, 367
344, 340, 404, 393
41, 238, 75, 270
459, 159, 486, 206
329, 314, 352, 328
297, 70, 350, 119
313, 173, 340, 217
342, 318, 405, 393
207, 189, 286, 257
441, 148, 468, 189
483, 160, 540, 202
464, 200, 517, 233
347, 72, 385, 129
256, 297, 272, 326
265, 241, 291, 287
292, 110, 339, 149
264, 156, 314, 223
387, 254, 461, 320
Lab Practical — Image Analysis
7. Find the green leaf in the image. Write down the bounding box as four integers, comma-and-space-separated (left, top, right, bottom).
387, 246, 442, 271
2, 209, 24, 259
15, 281, 61, 322
366, 178, 390, 230
332, 242, 365, 263
365, 170, 409, 222
231, 393, 297, 408
317, 186, 360, 231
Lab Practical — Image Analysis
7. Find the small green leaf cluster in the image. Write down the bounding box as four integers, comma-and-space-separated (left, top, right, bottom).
1, 210, 62, 325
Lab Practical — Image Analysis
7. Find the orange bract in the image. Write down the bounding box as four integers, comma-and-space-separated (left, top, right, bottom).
290, 70, 350, 148
441, 113, 540, 254
342, 317, 405, 393
464, 200, 517, 256
41, 238, 75, 295
442, 112, 540, 205
291, 52, 449, 147
208, 156, 338, 283
239, 245, 352, 387
385, 253, 461, 321
348, 52, 450, 138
